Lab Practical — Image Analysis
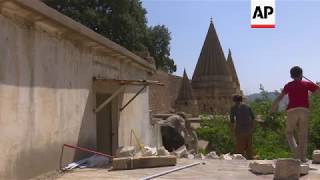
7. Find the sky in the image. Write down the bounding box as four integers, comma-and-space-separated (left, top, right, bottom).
141, 0, 320, 95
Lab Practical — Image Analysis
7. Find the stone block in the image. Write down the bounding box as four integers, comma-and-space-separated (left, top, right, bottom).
249, 161, 274, 174
300, 164, 309, 175
274, 158, 300, 180
112, 155, 177, 170
312, 150, 320, 164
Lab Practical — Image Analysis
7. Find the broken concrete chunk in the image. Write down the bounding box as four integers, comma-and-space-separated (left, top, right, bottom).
173, 145, 187, 158
274, 158, 300, 180
249, 161, 275, 174
197, 140, 209, 150
195, 153, 205, 160
157, 146, 170, 156
312, 149, 320, 164
205, 151, 219, 159
116, 146, 136, 157
232, 154, 246, 160
220, 153, 233, 160
186, 154, 195, 159
300, 164, 309, 175
143, 146, 157, 156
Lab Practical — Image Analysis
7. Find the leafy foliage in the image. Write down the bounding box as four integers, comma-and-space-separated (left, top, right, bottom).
43, 0, 177, 73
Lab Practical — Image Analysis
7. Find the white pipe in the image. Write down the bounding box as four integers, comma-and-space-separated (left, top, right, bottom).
140, 162, 204, 180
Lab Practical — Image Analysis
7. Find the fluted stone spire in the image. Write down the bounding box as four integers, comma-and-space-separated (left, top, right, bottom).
192, 20, 232, 88
190, 20, 239, 113
176, 69, 194, 101
227, 49, 240, 86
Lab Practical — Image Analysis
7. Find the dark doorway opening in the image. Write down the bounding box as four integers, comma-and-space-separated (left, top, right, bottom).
96, 93, 113, 155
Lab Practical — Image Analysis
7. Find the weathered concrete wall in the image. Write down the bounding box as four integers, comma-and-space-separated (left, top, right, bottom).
148, 70, 182, 114
0, 7, 154, 180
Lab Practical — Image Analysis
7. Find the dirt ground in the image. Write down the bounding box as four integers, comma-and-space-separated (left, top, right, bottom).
46, 159, 320, 180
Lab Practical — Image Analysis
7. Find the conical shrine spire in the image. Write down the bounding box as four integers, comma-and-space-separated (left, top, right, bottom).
192, 20, 230, 83
227, 49, 240, 86
176, 69, 194, 101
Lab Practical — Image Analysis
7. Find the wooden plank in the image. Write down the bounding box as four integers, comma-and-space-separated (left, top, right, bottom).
94, 85, 126, 113
112, 156, 177, 170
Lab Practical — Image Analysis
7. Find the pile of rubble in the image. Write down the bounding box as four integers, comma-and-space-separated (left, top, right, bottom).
248, 149, 320, 179
116, 145, 246, 161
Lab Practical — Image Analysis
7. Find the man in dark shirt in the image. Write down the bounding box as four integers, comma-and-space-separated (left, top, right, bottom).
230, 95, 255, 159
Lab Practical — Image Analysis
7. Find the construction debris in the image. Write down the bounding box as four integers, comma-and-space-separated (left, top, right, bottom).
112, 155, 177, 170
232, 154, 246, 160
220, 153, 233, 160
157, 146, 170, 156
116, 146, 136, 157
300, 164, 309, 175
205, 151, 220, 159
173, 145, 188, 158
249, 161, 275, 174
312, 149, 320, 164
274, 158, 300, 180
63, 155, 111, 170
194, 153, 205, 160
143, 146, 157, 156
197, 140, 209, 150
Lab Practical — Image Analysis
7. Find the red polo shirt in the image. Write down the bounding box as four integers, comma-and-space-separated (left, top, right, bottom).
283, 80, 319, 110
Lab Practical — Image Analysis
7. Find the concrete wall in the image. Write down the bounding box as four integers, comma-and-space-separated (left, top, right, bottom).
0, 7, 154, 179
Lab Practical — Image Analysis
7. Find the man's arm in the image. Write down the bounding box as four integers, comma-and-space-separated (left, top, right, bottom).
271, 92, 286, 113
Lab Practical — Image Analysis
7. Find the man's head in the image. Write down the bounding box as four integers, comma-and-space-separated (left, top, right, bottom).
290, 66, 303, 80
233, 95, 243, 104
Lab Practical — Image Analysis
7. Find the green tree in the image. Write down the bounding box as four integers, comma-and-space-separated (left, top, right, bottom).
146, 25, 177, 73
43, 0, 177, 73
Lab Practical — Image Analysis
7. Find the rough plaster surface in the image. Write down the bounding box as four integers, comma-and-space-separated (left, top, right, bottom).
0, 11, 153, 179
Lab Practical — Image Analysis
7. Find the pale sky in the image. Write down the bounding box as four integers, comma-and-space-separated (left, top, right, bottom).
142, 0, 320, 94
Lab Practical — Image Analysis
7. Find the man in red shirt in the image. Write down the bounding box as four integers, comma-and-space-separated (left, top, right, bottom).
271, 66, 320, 162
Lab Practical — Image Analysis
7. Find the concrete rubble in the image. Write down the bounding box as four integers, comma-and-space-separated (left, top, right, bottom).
116, 146, 136, 157
249, 161, 275, 174
220, 153, 233, 160
300, 164, 309, 175
205, 151, 220, 159
232, 154, 246, 160
274, 158, 300, 180
157, 146, 170, 156
173, 145, 188, 158
312, 149, 320, 164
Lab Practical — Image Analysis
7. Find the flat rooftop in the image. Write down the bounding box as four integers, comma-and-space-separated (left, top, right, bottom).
54, 159, 320, 180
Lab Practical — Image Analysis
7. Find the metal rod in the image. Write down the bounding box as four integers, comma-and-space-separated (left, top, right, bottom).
94, 85, 126, 113
120, 85, 146, 111
303, 76, 320, 87
63, 144, 114, 158
140, 162, 203, 180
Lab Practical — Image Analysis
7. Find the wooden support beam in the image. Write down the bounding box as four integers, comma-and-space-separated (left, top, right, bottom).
120, 85, 146, 112
94, 85, 126, 113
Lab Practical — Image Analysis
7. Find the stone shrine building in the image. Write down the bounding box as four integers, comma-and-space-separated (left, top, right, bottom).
188, 20, 241, 114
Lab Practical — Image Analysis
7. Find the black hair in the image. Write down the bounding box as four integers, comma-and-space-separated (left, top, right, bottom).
233, 95, 242, 103
290, 66, 303, 79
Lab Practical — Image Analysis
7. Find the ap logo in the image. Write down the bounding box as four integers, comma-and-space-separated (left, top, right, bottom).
251, 0, 275, 28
